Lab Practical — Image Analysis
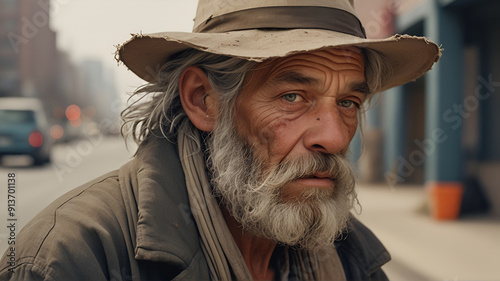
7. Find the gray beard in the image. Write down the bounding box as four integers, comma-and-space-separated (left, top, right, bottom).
206, 116, 357, 250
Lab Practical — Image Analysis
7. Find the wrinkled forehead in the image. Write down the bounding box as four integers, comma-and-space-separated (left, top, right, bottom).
245, 47, 365, 83
262, 47, 363, 70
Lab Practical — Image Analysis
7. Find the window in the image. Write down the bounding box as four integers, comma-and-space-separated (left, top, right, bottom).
0, 110, 36, 125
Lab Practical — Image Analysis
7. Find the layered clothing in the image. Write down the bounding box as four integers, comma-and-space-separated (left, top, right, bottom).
0, 135, 390, 280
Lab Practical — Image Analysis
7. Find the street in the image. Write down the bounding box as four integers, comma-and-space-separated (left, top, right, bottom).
0, 135, 136, 254
356, 184, 500, 281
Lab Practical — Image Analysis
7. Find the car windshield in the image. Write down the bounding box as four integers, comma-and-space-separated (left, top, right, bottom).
0, 110, 36, 125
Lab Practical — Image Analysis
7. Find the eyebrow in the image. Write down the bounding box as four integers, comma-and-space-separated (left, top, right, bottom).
270, 70, 372, 95
349, 81, 372, 95
271, 71, 320, 86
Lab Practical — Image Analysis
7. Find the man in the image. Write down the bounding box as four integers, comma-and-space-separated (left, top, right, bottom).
0, 0, 440, 280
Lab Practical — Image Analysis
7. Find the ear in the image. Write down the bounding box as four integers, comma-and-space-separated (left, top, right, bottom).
179, 66, 219, 132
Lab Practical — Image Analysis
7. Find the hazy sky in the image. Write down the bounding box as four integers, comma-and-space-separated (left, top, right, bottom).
50, 0, 198, 96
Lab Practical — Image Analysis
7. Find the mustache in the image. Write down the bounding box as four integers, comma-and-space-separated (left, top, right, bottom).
255, 153, 354, 191
272, 153, 349, 180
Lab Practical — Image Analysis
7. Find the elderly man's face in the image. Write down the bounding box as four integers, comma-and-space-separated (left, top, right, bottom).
207, 48, 364, 248
234, 48, 367, 200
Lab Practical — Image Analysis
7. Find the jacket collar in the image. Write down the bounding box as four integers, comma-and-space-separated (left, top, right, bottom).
122, 136, 203, 265
335, 216, 391, 279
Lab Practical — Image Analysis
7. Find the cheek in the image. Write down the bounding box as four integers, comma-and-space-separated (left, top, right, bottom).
242, 118, 292, 162
238, 102, 284, 144
342, 116, 359, 149
348, 116, 358, 135
255, 118, 305, 164
261, 119, 289, 145
345, 117, 358, 136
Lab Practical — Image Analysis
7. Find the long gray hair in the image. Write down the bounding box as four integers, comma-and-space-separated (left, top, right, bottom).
121, 48, 391, 144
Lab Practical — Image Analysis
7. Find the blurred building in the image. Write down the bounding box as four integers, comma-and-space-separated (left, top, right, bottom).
80, 59, 120, 124
355, 0, 500, 217
0, 0, 76, 117
0, 0, 57, 100
55, 51, 85, 108
0, 0, 22, 96
0, 0, 119, 138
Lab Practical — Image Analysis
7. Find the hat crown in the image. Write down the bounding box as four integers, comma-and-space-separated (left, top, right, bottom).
193, 0, 358, 32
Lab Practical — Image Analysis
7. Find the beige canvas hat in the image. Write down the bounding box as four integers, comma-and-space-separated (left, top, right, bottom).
117, 0, 441, 92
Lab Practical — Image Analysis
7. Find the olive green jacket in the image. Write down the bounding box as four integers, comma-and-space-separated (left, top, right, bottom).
0, 137, 390, 280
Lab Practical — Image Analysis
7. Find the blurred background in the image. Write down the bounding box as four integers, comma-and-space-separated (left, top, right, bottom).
0, 0, 499, 280
352, 0, 500, 280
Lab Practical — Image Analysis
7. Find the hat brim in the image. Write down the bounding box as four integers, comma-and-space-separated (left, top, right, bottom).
117, 29, 441, 92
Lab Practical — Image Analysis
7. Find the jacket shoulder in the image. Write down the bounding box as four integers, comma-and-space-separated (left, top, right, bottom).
0, 170, 138, 281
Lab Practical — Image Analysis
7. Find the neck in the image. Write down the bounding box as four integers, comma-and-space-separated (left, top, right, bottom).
221, 207, 277, 281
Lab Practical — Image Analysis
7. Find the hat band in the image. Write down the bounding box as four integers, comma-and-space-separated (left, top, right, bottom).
193, 6, 366, 38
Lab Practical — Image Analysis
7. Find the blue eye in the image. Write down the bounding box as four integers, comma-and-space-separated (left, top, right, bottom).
283, 93, 299, 102
339, 100, 359, 109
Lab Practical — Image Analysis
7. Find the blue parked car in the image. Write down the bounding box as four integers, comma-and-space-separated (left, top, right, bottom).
0, 97, 52, 165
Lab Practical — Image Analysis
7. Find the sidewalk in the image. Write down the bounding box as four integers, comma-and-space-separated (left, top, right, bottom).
355, 184, 500, 281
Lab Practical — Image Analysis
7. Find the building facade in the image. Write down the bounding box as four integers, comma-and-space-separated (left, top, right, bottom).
355, 0, 500, 217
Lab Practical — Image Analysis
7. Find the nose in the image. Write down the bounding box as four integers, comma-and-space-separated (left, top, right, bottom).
302, 107, 353, 155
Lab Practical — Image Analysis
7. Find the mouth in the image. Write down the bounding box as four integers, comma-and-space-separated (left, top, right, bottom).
292, 172, 335, 188
280, 172, 336, 202
297, 171, 334, 181
311, 171, 332, 179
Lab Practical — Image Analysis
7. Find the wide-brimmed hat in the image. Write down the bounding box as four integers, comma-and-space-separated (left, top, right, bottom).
117, 0, 441, 92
